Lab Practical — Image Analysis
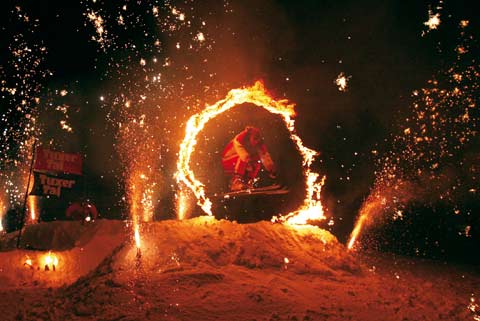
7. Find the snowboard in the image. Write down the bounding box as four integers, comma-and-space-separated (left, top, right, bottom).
222, 184, 289, 198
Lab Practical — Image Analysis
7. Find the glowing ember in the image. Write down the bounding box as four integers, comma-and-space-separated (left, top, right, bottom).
175, 81, 325, 224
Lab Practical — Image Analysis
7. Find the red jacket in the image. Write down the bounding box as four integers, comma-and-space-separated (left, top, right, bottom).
222, 128, 275, 174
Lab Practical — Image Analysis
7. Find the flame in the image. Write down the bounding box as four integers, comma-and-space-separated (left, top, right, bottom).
27, 196, 38, 222
347, 191, 386, 250
347, 214, 366, 250
175, 81, 325, 224
0, 196, 6, 232
24, 256, 33, 267
42, 251, 59, 270
134, 225, 141, 249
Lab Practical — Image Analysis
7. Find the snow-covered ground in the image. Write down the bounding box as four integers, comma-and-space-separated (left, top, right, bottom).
1, 217, 479, 320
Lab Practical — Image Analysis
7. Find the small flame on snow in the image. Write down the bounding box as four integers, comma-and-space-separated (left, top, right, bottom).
42, 251, 59, 270
24, 256, 33, 268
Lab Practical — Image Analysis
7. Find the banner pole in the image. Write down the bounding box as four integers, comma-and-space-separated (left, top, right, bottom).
16, 139, 37, 249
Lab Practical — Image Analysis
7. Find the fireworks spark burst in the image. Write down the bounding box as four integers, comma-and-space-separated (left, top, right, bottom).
424, 11, 441, 30
348, 22, 479, 250
0, 6, 47, 211
175, 81, 325, 224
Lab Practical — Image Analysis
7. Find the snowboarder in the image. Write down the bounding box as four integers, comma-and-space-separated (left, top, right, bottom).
221, 126, 277, 191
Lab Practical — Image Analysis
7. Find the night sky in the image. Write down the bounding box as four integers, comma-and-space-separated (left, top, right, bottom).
1, 0, 478, 262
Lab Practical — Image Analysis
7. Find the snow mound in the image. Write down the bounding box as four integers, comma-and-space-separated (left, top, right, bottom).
0, 219, 127, 288
0, 217, 359, 290
116, 217, 360, 277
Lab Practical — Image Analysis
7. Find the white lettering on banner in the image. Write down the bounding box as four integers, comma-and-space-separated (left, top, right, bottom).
43, 150, 80, 163
38, 174, 76, 197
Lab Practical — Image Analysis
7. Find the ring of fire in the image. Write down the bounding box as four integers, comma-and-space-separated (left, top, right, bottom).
175, 81, 326, 224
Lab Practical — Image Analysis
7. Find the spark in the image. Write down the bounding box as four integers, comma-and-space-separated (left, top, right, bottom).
335, 72, 351, 92
176, 190, 190, 220
469, 295, 480, 321
460, 20, 469, 28
196, 32, 205, 42
86, 10, 107, 47
60, 120, 73, 132
424, 11, 441, 30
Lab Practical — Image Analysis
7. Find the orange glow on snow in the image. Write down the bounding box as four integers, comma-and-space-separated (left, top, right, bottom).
175, 81, 326, 224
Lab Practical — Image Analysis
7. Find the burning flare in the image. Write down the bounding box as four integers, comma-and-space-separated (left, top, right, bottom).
0, 195, 6, 232
134, 225, 141, 249
175, 81, 325, 224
